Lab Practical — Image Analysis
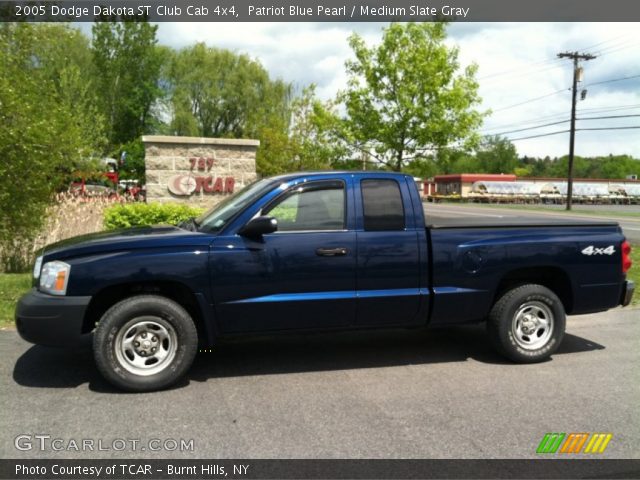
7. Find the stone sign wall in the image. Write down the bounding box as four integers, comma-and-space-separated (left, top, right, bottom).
142, 135, 259, 207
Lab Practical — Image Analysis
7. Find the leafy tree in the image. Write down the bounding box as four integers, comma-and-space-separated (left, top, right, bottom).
475, 136, 519, 174
450, 154, 482, 174
257, 86, 348, 175
115, 138, 146, 181
510, 154, 640, 180
167, 43, 291, 139
403, 158, 440, 178
167, 43, 310, 175
92, 19, 164, 148
0, 24, 102, 271
337, 22, 484, 171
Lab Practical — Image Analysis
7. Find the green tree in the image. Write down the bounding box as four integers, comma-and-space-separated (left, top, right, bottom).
116, 138, 146, 181
167, 43, 306, 175
257, 86, 348, 175
92, 19, 164, 148
337, 22, 484, 171
167, 43, 292, 139
475, 136, 519, 174
0, 24, 102, 271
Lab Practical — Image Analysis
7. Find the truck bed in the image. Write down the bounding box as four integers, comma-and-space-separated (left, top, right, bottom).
426, 216, 619, 229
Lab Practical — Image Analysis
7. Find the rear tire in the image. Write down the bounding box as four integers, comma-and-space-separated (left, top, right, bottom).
93, 295, 198, 392
487, 284, 565, 363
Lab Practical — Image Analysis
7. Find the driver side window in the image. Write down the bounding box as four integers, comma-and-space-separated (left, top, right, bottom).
264, 182, 345, 232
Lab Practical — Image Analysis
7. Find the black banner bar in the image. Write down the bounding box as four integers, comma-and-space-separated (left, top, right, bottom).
2, 459, 640, 479
2, 0, 640, 22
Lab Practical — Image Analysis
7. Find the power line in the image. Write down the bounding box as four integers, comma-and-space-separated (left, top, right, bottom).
595, 38, 640, 56
577, 103, 640, 113
598, 42, 640, 57
507, 125, 640, 141
483, 113, 640, 136
479, 62, 564, 84
583, 73, 640, 87
491, 88, 570, 113
577, 126, 640, 131
486, 119, 570, 136
478, 57, 561, 81
482, 111, 570, 132
478, 34, 636, 81
507, 130, 570, 141
488, 76, 640, 117
577, 114, 640, 121
578, 33, 631, 51
483, 104, 640, 133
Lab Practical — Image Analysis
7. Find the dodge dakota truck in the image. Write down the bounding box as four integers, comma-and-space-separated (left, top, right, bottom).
16, 172, 634, 391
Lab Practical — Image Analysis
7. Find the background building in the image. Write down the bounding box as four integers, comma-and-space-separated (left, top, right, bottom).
426, 174, 640, 204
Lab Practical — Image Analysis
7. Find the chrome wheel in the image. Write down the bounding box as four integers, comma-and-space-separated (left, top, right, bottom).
114, 317, 178, 376
511, 301, 554, 350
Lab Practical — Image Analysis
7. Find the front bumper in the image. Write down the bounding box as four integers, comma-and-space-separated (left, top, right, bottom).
15, 288, 92, 346
621, 280, 635, 307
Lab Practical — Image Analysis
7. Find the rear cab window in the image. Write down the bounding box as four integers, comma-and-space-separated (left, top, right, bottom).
361, 179, 406, 231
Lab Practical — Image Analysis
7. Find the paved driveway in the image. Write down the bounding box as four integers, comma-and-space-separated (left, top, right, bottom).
1, 308, 638, 459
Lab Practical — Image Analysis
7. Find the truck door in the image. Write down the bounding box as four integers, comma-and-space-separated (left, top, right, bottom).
211, 179, 357, 333
355, 177, 423, 326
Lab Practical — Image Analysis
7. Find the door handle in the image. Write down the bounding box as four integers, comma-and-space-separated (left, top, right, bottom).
316, 247, 348, 257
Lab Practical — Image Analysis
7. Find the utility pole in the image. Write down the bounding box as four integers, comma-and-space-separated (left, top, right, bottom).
557, 51, 596, 210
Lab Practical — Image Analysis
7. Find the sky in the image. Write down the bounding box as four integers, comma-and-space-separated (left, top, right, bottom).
129, 22, 640, 159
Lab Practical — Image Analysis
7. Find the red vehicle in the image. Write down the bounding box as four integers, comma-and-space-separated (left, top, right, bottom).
70, 159, 119, 197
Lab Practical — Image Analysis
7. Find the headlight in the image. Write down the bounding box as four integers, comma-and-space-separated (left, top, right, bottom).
33, 256, 43, 279
39, 261, 71, 296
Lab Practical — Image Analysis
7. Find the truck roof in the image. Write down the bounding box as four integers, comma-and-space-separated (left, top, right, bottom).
267, 171, 411, 182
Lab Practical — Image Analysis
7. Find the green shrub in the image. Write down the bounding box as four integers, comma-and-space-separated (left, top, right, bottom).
104, 203, 205, 230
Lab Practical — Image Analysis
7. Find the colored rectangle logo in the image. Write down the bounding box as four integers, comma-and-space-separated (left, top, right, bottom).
537, 433, 612, 454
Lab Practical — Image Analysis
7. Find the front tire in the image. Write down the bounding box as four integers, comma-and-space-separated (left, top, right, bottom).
93, 295, 198, 392
487, 284, 565, 363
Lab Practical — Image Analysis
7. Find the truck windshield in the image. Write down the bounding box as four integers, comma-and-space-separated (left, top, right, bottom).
196, 179, 276, 233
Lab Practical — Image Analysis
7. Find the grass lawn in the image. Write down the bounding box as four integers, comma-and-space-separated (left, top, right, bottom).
0, 245, 638, 329
0, 273, 31, 329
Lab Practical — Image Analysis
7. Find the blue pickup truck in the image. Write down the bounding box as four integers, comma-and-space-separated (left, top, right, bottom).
16, 172, 634, 391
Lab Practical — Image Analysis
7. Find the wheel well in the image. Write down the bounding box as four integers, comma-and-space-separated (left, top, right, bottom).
494, 267, 574, 313
82, 281, 207, 342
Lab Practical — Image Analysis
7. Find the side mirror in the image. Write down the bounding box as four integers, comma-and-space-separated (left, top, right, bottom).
239, 216, 278, 238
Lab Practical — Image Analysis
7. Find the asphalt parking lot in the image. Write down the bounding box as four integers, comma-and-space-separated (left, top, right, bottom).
1, 308, 639, 460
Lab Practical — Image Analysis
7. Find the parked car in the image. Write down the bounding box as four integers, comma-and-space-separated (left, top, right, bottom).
16, 172, 634, 391
69, 178, 117, 197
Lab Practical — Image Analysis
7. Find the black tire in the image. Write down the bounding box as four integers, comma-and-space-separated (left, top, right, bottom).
487, 284, 566, 363
93, 295, 198, 392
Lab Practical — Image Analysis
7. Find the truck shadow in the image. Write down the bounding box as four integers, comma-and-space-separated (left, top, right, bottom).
12, 326, 605, 392
187, 327, 605, 383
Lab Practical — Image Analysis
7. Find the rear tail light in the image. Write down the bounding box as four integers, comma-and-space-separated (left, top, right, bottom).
622, 241, 632, 274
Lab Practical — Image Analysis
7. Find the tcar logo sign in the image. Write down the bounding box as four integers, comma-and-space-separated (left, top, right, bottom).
168, 175, 235, 196
168, 175, 197, 196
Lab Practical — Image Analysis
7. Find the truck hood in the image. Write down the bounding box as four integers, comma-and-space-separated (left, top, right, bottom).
40, 225, 213, 262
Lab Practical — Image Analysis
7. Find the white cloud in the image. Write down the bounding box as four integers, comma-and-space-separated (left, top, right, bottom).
96, 21, 640, 158
450, 23, 640, 158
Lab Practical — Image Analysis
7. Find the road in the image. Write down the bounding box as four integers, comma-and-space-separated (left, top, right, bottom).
425, 203, 640, 243
1, 308, 639, 459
